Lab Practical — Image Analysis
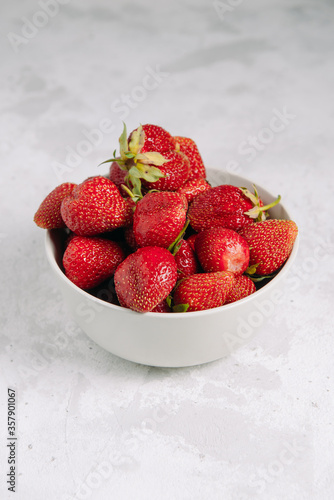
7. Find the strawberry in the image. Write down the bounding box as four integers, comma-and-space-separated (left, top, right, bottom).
177, 177, 211, 203
61, 176, 133, 236
142, 150, 190, 192
174, 136, 206, 181
34, 182, 77, 229
151, 300, 172, 313
174, 239, 200, 278
225, 275, 256, 304
195, 227, 249, 275
124, 226, 139, 252
186, 233, 198, 252
133, 191, 188, 248
101, 124, 182, 201
173, 272, 236, 312
239, 219, 298, 275
188, 185, 280, 232
114, 246, 177, 312
63, 235, 125, 290
109, 162, 127, 189
129, 124, 176, 154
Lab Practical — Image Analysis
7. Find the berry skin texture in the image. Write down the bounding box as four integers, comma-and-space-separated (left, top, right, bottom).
174, 136, 206, 181
133, 191, 188, 248
63, 236, 125, 290
239, 219, 298, 275
225, 275, 256, 304
195, 227, 250, 276
177, 177, 211, 203
188, 185, 258, 232
186, 233, 198, 252
173, 272, 236, 312
151, 300, 172, 313
61, 176, 132, 236
129, 124, 176, 154
114, 246, 178, 312
109, 162, 127, 189
34, 182, 77, 229
174, 239, 200, 278
143, 150, 190, 192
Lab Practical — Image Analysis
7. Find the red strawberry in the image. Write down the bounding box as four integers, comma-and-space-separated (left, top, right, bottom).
177, 177, 211, 203
188, 185, 279, 232
101, 124, 180, 200
186, 233, 198, 252
151, 300, 172, 313
173, 272, 236, 312
195, 227, 250, 275
61, 176, 132, 236
63, 235, 125, 290
239, 219, 298, 275
129, 124, 176, 154
124, 226, 139, 252
142, 150, 190, 192
114, 246, 177, 312
109, 162, 127, 189
34, 182, 77, 229
174, 239, 200, 278
133, 191, 188, 248
225, 275, 256, 304
174, 136, 206, 181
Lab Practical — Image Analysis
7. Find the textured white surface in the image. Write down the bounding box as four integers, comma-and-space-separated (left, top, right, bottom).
1, 0, 334, 499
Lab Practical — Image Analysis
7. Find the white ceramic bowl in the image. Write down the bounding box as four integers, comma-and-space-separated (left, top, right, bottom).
45, 169, 299, 367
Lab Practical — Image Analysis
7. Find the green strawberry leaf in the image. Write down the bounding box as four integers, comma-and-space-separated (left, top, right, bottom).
166, 295, 173, 308
119, 122, 129, 161
173, 303, 189, 313
136, 163, 165, 182
135, 152, 168, 166
98, 157, 115, 166
128, 124, 145, 155
246, 272, 278, 282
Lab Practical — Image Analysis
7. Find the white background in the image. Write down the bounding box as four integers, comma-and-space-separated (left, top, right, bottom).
1, 0, 334, 499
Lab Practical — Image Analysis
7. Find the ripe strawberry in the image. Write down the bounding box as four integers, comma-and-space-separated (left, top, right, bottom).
101, 124, 180, 200
133, 191, 188, 248
124, 226, 139, 252
174, 136, 206, 181
174, 239, 200, 278
151, 300, 172, 313
188, 185, 279, 232
129, 124, 176, 154
142, 150, 190, 192
195, 227, 249, 275
63, 235, 125, 290
186, 233, 198, 252
61, 176, 132, 236
114, 246, 177, 312
177, 177, 211, 203
239, 219, 298, 275
34, 182, 77, 229
225, 275, 256, 304
109, 162, 127, 189
173, 272, 236, 312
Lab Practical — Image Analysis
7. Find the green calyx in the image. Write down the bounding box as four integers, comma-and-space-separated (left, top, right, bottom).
241, 185, 281, 222
172, 303, 189, 313
99, 123, 169, 202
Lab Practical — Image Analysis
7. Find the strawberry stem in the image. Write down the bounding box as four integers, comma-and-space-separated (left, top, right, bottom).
167, 220, 190, 255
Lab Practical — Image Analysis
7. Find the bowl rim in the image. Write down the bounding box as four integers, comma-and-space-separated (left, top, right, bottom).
45, 168, 299, 318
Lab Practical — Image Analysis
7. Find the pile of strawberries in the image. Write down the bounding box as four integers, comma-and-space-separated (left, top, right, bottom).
34, 123, 298, 313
